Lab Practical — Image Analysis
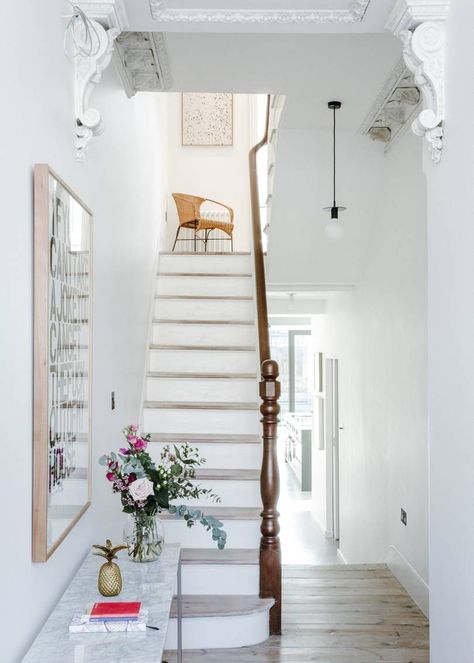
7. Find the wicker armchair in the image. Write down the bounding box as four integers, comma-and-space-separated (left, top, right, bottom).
171, 193, 234, 252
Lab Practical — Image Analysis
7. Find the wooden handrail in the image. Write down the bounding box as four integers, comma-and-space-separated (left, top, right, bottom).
249, 95, 271, 363
249, 96, 282, 636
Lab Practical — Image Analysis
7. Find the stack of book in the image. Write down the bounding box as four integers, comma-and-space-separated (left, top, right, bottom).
69, 601, 148, 633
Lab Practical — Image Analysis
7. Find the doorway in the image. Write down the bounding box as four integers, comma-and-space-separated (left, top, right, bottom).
270, 321, 340, 564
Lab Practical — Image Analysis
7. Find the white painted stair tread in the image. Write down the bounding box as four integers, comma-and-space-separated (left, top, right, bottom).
156, 295, 253, 301
162, 252, 251, 255
150, 433, 261, 444
194, 468, 259, 481
153, 319, 255, 325
181, 548, 259, 565
160, 272, 252, 278
160, 507, 261, 520
144, 401, 259, 410
150, 343, 256, 351
147, 371, 257, 379
170, 595, 273, 619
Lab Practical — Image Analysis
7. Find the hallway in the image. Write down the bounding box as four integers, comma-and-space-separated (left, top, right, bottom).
279, 426, 340, 565
164, 563, 429, 661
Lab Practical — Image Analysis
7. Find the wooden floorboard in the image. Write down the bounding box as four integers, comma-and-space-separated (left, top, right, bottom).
163, 564, 429, 662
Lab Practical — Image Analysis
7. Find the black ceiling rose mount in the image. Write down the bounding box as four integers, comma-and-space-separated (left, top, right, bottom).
323, 100, 346, 239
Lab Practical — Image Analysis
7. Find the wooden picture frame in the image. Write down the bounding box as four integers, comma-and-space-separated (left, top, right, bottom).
33, 164, 93, 562
182, 93, 233, 146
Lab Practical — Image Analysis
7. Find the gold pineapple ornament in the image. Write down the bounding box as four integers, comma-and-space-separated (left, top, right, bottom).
92, 539, 128, 597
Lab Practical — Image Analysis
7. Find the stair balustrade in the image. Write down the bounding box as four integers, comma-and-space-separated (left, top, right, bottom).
249, 95, 282, 635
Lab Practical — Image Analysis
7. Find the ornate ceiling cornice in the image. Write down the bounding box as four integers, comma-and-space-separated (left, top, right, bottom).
149, 0, 371, 25
114, 32, 172, 97
359, 57, 421, 150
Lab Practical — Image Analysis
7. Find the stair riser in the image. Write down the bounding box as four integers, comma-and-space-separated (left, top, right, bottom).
149, 442, 262, 469
157, 276, 253, 298
154, 298, 255, 321
181, 564, 259, 595
152, 323, 256, 346
163, 519, 261, 548
146, 377, 258, 403
160, 254, 252, 274
168, 479, 261, 507
143, 408, 260, 435
149, 349, 258, 373
165, 610, 270, 650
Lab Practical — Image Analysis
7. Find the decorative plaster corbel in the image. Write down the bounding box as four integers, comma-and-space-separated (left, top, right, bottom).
386, 0, 450, 163
68, 0, 128, 161
74, 21, 119, 161
400, 20, 445, 162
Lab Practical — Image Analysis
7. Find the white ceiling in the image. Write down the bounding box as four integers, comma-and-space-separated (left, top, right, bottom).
124, 0, 397, 33
162, 32, 401, 130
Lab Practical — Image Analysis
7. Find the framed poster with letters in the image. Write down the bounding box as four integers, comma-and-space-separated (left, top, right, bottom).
33, 164, 92, 562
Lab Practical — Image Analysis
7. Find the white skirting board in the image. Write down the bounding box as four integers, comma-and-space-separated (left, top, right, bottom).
384, 545, 429, 617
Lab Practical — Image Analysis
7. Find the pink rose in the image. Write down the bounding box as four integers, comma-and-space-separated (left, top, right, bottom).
134, 438, 147, 451
106, 472, 115, 482
127, 435, 137, 444
129, 424, 139, 432
128, 478, 154, 502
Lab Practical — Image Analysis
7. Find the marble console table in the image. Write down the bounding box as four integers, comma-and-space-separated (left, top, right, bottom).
23, 544, 182, 663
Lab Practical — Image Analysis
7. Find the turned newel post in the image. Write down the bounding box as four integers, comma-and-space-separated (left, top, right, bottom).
259, 358, 281, 635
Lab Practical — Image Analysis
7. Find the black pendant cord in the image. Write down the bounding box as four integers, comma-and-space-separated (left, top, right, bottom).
332, 105, 336, 208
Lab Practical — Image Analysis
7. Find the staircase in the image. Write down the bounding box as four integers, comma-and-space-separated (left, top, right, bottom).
142, 251, 273, 650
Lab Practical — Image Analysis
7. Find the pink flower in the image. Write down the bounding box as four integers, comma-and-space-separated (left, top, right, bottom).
129, 424, 139, 432
119, 447, 129, 455
106, 472, 115, 481
134, 438, 147, 451
129, 478, 154, 502
127, 434, 137, 444
127, 473, 137, 483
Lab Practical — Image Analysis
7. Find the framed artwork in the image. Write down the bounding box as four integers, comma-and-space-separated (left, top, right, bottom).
182, 93, 233, 146
33, 164, 93, 562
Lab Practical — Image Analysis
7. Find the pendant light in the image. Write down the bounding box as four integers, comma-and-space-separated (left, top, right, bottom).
323, 101, 346, 240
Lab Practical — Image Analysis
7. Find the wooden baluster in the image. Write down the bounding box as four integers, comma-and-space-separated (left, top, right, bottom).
259, 358, 281, 635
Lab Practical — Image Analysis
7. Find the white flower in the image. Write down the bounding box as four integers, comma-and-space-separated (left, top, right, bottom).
128, 477, 154, 502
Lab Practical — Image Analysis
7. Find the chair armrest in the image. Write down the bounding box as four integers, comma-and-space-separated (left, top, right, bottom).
200, 198, 234, 224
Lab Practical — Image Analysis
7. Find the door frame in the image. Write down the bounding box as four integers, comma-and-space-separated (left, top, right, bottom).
325, 357, 340, 541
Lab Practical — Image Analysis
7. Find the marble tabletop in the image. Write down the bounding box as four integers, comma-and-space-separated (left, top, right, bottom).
23, 544, 181, 663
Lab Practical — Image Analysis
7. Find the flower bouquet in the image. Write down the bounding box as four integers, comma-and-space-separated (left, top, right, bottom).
100, 425, 227, 562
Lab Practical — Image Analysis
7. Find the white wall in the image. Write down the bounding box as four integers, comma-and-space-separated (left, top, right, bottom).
428, 1, 474, 659
315, 131, 428, 608
266, 129, 385, 286
0, 2, 167, 660
165, 93, 252, 252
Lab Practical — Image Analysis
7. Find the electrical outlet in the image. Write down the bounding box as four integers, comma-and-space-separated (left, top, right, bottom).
111, 391, 116, 410
401, 508, 407, 526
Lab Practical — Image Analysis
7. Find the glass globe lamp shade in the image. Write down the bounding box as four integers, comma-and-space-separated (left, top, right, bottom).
324, 220, 345, 240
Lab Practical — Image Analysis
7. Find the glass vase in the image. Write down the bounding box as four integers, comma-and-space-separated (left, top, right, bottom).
123, 513, 164, 563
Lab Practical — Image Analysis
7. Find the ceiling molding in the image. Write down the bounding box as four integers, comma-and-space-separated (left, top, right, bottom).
386, 0, 449, 36
386, 0, 450, 163
73, 0, 129, 30
359, 57, 421, 151
114, 32, 172, 97
149, 0, 371, 25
